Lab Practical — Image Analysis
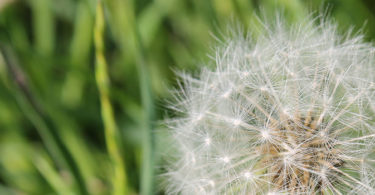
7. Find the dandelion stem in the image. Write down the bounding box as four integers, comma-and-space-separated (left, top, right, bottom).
94, 1, 129, 194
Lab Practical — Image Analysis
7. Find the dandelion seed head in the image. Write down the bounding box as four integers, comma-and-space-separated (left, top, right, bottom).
164, 16, 375, 194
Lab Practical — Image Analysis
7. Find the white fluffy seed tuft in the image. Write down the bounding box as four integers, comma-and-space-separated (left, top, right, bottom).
163, 16, 375, 194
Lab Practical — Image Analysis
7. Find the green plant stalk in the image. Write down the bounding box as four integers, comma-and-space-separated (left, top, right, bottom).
0, 48, 88, 195
94, 2, 129, 195
34, 153, 72, 195
135, 27, 155, 195
136, 29, 155, 195
30, 0, 55, 56
103, 0, 156, 193
123, 1, 156, 194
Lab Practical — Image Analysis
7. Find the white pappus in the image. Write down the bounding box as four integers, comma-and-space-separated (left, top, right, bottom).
163, 16, 375, 195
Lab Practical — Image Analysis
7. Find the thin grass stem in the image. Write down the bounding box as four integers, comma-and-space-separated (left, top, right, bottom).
94, 1, 129, 195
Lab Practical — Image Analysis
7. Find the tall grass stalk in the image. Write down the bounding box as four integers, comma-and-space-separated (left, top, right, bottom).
136, 25, 156, 195
125, 1, 156, 194
30, 0, 54, 56
94, 1, 129, 194
105, 0, 156, 193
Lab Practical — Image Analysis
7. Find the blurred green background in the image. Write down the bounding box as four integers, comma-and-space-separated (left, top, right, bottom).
0, 0, 375, 194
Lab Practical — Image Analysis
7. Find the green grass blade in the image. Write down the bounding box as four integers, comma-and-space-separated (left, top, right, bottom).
124, 1, 156, 194
0, 48, 89, 195
29, 0, 55, 56
94, 1, 129, 195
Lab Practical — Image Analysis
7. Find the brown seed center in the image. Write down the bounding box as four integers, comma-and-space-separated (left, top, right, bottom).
260, 116, 344, 193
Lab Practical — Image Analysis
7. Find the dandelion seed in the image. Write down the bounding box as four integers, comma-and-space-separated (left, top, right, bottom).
261, 129, 271, 140
222, 90, 232, 98
204, 137, 211, 146
221, 156, 230, 163
243, 171, 252, 179
260, 86, 268, 92
232, 119, 241, 126
164, 15, 375, 194
193, 113, 204, 122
